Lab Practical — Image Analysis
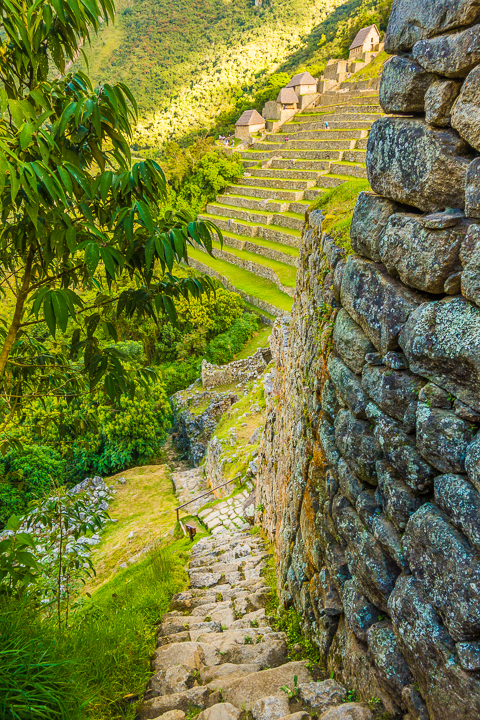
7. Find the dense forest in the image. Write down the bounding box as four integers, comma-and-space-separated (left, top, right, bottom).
75, 0, 392, 155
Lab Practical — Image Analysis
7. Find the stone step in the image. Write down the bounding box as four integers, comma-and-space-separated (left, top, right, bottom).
269, 159, 331, 172
279, 139, 359, 151
304, 188, 324, 201
240, 176, 315, 190
268, 129, 368, 142
222, 232, 299, 268
243, 159, 261, 169
249, 168, 323, 181
207, 202, 273, 226
303, 103, 381, 115
210, 243, 296, 297
273, 212, 305, 232
284, 118, 378, 132
315, 95, 380, 109
287, 112, 381, 127
343, 149, 367, 163
356, 138, 369, 150
200, 212, 302, 247
329, 162, 367, 179
241, 148, 344, 161
225, 184, 305, 202
316, 174, 351, 188
217, 194, 289, 213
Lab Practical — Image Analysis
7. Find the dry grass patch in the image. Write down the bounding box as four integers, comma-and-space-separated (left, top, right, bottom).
85, 464, 178, 592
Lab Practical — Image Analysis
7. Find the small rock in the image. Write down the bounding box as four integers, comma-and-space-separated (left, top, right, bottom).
318, 704, 373, 720
251, 695, 290, 720
197, 703, 241, 720
425, 79, 462, 127
299, 680, 346, 712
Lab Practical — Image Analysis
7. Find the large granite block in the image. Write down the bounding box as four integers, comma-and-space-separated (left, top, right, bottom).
416, 403, 477, 473
362, 364, 425, 424
434, 474, 480, 553
327, 355, 368, 418
332, 308, 375, 375
340, 255, 423, 355
379, 213, 471, 294
399, 296, 480, 412
384, 0, 480, 53
413, 24, 480, 78
452, 64, 480, 151
379, 55, 437, 113
350, 192, 404, 262
466, 158, 480, 218
374, 416, 435, 493
334, 409, 382, 485
425, 79, 462, 126
367, 117, 473, 212
376, 460, 424, 531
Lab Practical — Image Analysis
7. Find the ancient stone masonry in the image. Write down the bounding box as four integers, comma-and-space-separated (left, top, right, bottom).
256, 3, 480, 719
202, 348, 272, 389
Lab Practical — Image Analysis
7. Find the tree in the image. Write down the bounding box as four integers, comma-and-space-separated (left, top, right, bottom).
0, 0, 221, 438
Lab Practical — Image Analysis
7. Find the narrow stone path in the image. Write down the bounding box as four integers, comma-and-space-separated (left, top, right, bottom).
138, 531, 374, 720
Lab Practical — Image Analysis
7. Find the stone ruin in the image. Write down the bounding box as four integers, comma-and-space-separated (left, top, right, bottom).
255, 1, 480, 718
201, 347, 271, 389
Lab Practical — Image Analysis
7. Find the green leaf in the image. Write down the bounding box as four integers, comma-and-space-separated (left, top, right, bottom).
100, 246, 116, 280
19, 123, 34, 150
66, 225, 77, 252
84, 242, 100, 276
51, 290, 69, 333
43, 295, 56, 337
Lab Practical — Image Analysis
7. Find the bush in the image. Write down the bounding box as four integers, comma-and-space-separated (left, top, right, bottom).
206, 313, 259, 365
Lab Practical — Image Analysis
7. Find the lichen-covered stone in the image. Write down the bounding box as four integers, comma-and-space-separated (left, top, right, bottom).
334, 410, 382, 485
350, 192, 404, 262
340, 256, 423, 355
376, 460, 424, 531
452, 64, 480, 151
404, 503, 480, 640
425, 79, 462, 126
379, 55, 437, 113
355, 490, 379, 532
298, 679, 346, 712
366, 622, 413, 704
435, 474, 480, 553
466, 158, 480, 219
388, 574, 480, 720
384, 0, 480, 53
332, 309, 375, 375
322, 379, 340, 423
416, 404, 476, 473
460, 224, 480, 306
454, 397, 480, 422
362, 364, 425, 424
342, 579, 381, 642
328, 356, 368, 419
418, 382, 452, 408
367, 117, 473, 212
374, 415, 435, 493
382, 351, 408, 370
413, 24, 480, 78
319, 418, 341, 467
336, 458, 366, 506
379, 213, 471, 293
399, 296, 480, 412
465, 433, 480, 492
456, 641, 480, 671
371, 514, 408, 571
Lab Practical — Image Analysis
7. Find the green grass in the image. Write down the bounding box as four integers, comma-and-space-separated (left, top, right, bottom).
234, 326, 271, 360
310, 177, 370, 252
212, 241, 297, 288
222, 232, 299, 258
243, 301, 276, 322
345, 50, 390, 82
187, 247, 293, 313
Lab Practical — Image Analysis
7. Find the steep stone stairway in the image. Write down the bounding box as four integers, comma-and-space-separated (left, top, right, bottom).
189, 90, 381, 318
138, 531, 374, 720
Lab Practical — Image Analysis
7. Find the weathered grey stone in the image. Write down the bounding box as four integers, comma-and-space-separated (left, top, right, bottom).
223, 634, 288, 667
379, 213, 471, 294
334, 503, 400, 612
332, 260, 345, 304
400, 685, 429, 720
434, 474, 480, 553
366, 622, 413, 704
332, 309, 375, 375
199, 664, 262, 685
365, 352, 383, 366
413, 24, 480, 78
315, 566, 344, 617
418, 382, 452, 408
371, 514, 408, 571
340, 256, 423, 355
454, 397, 480, 422
251, 695, 290, 720
384, 0, 480, 53
444, 270, 463, 294
379, 55, 437, 113
452, 64, 480, 150
465, 433, 480, 492
139, 687, 209, 719
318, 705, 373, 720
456, 641, 480, 671
461, 224, 480, 306
334, 410, 382, 485
342, 579, 381, 642
321, 379, 340, 423
148, 664, 196, 697
151, 711, 185, 720
399, 296, 480, 412
198, 704, 241, 720
416, 404, 476, 473
374, 416, 435, 493
336, 458, 366, 506
425, 79, 462, 126
355, 489, 379, 532
152, 642, 206, 673
319, 418, 341, 467
299, 679, 346, 712
466, 157, 480, 218
322, 235, 345, 270
388, 574, 480, 720
350, 192, 404, 262
367, 117, 473, 212
404, 503, 480, 640
327, 356, 368, 418
362, 364, 425, 424
376, 460, 424, 531
382, 351, 408, 370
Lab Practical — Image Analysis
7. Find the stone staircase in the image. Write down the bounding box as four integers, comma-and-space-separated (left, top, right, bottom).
189, 90, 382, 318
138, 530, 374, 720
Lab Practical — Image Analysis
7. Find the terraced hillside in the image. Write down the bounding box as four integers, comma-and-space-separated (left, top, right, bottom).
189, 88, 383, 318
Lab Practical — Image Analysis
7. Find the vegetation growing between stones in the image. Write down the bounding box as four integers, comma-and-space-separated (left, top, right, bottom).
310, 178, 370, 253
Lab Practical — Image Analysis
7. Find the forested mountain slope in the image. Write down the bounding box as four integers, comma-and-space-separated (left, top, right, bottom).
75, 0, 391, 155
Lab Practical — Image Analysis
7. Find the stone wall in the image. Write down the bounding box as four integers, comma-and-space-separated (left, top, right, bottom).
256, 3, 480, 719
202, 347, 272, 389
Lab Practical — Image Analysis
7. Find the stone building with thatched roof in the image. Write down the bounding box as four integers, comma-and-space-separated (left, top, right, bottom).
277, 87, 299, 110
235, 109, 265, 141
349, 24, 381, 59
286, 71, 317, 96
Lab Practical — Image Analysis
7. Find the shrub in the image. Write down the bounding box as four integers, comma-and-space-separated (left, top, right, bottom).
206, 313, 259, 365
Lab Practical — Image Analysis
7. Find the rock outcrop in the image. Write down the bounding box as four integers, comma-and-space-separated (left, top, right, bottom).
255, 3, 480, 718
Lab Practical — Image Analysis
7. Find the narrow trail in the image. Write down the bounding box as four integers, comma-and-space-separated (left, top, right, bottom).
138, 531, 374, 720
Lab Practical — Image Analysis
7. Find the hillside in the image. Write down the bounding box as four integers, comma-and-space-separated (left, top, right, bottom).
74, 0, 391, 155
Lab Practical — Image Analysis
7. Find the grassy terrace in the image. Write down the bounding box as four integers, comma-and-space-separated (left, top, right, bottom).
222, 230, 300, 257
188, 246, 293, 313
211, 240, 297, 287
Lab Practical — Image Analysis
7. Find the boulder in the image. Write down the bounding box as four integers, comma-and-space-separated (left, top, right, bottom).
399, 296, 480, 412
336, 458, 366, 506
350, 192, 405, 262
388, 574, 480, 720
434, 474, 480, 553
340, 256, 423, 355
384, 0, 480, 53
366, 621, 413, 704
243, 490, 256, 526
374, 416, 435, 493
379, 55, 437, 113
456, 641, 480, 671
152, 712, 185, 720
452, 64, 480, 150
383, 351, 408, 370
318, 704, 373, 720
415, 404, 476, 473
299, 679, 346, 712
413, 24, 480, 78
461, 223, 480, 305
198, 704, 241, 720
327, 355, 368, 418
403, 503, 480, 641
322, 378, 341, 422
466, 158, 480, 218
199, 663, 262, 685
379, 213, 471, 293
342, 579, 381, 642
251, 696, 290, 720
418, 382, 452, 408
332, 309, 375, 375
361, 364, 425, 424
425, 79, 463, 126
138, 687, 209, 720
466, 433, 480, 491
334, 410, 382, 485
366, 117, 473, 212
223, 634, 288, 667
376, 461, 424, 531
